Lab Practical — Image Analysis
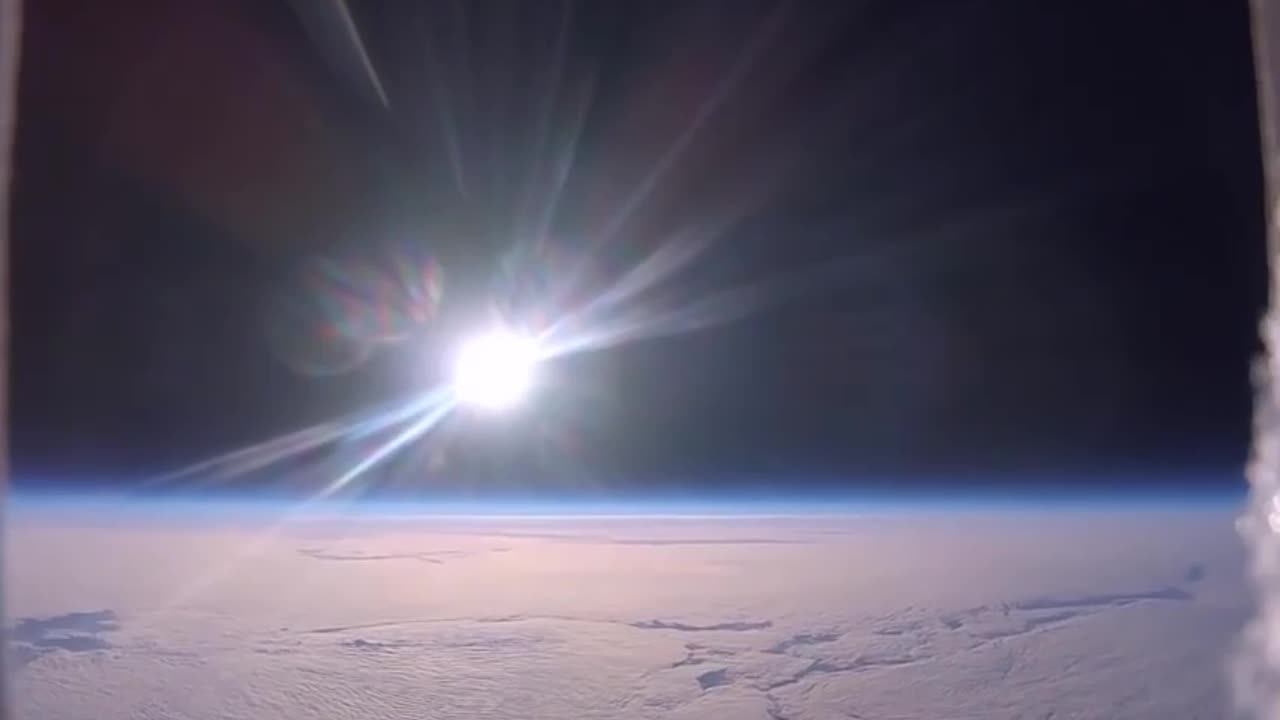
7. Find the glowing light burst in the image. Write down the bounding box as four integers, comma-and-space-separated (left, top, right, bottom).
145, 1, 799, 505
148, 234, 806, 501
452, 330, 541, 410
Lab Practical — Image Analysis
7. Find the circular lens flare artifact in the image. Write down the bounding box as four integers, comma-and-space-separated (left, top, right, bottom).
265, 241, 444, 376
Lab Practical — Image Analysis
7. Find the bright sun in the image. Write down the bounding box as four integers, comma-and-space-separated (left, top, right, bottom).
451, 330, 540, 411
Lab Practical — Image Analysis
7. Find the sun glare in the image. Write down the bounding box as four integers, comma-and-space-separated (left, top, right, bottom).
451, 330, 540, 410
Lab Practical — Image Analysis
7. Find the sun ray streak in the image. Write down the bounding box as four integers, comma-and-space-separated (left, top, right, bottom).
541, 226, 722, 342
513, 0, 575, 250
591, 3, 789, 247
157, 399, 459, 610
143, 390, 450, 491
287, 0, 388, 106
421, 27, 467, 196
315, 398, 456, 500
545, 186, 1065, 361
543, 284, 759, 358
146, 424, 347, 487
530, 70, 597, 259
450, 0, 475, 195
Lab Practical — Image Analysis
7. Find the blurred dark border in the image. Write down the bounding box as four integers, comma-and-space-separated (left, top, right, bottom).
0, 0, 19, 716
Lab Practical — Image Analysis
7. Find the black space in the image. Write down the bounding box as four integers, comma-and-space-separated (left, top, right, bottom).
9, 0, 1268, 495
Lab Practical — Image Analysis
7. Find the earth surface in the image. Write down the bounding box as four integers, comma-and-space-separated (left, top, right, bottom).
3, 498, 1251, 719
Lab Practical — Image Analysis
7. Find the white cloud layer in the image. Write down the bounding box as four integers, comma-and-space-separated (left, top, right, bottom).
5, 506, 1247, 719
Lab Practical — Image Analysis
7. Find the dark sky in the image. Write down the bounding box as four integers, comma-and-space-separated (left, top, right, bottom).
9, 0, 1268, 496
